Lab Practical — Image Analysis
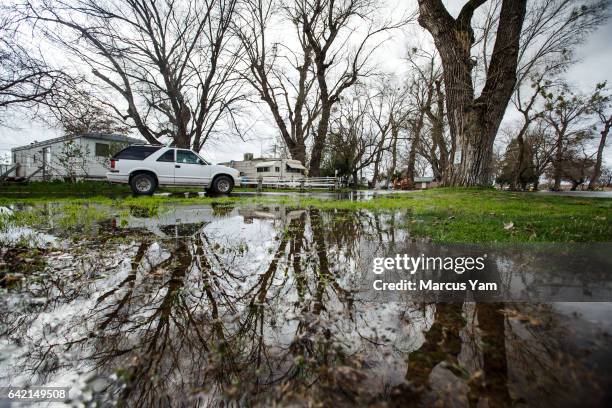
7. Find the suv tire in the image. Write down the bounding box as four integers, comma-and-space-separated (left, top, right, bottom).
130, 173, 157, 195
211, 175, 234, 194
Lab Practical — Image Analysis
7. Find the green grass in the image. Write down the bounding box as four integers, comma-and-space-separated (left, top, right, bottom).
281, 188, 611, 243
0, 180, 132, 197
1, 183, 610, 243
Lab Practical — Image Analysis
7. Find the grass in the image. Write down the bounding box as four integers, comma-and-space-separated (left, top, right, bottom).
277, 188, 611, 243
1, 182, 610, 243
0, 180, 132, 197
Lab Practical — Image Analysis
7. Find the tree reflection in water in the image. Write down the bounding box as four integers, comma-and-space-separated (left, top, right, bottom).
0, 204, 610, 407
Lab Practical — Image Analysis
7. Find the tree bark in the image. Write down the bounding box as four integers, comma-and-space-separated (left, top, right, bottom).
309, 103, 331, 176
552, 131, 564, 191
511, 123, 528, 190
407, 89, 430, 182
406, 113, 425, 182
472, 303, 511, 408
418, 0, 527, 186
352, 169, 359, 188
371, 148, 383, 188
588, 117, 611, 190
386, 120, 399, 188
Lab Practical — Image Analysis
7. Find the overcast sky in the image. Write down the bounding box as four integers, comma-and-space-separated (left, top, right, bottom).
1, 0, 611, 166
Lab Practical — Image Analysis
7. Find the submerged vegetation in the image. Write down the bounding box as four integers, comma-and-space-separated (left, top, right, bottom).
1, 184, 610, 243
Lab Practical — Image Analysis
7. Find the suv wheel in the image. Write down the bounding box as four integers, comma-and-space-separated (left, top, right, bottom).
211, 175, 233, 194
130, 173, 157, 195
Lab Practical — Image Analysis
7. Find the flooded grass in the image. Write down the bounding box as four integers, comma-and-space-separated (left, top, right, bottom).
0, 199, 611, 406
2, 187, 610, 243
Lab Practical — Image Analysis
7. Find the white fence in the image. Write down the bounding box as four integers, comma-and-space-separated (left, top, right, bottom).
240, 176, 340, 190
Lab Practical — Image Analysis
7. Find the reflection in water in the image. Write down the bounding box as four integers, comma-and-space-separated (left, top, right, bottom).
0, 204, 611, 407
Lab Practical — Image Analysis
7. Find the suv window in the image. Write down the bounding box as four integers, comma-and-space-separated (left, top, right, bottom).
177, 150, 202, 164
157, 149, 175, 162
114, 146, 161, 160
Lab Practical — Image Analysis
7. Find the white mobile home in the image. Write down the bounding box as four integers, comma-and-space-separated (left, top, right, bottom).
9, 133, 143, 181
220, 153, 307, 180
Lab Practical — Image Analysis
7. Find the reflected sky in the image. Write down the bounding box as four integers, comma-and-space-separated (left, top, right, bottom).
1, 203, 611, 407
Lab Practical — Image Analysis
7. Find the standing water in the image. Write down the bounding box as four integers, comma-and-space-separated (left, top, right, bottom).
1, 203, 611, 407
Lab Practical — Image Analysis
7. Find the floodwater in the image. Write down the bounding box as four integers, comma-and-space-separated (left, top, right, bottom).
536, 190, 612, 199
230, 189, 419, 201
1, 203, 611, 407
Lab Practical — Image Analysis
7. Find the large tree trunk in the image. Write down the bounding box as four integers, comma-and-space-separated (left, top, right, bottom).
371, 149, 383, 188
351, 169, 359, 188
418, 0, 527, 187
552, 134, 564, 191
431, 79, 448, 180
472, 303, 511, 407
588, 118, 611, 190
511, 122, 529, 190
289, 142, 307, 165
406, 147, 417, 183
406, 120, 424, 183
309, 103, 331, 177
386, 121, 399, 188
393, 303, 464, 406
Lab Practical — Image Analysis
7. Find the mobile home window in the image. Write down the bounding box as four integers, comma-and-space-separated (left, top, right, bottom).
275, 166, 280, 172
286, 165, 303, 174
257, 167, 270, 173
95, 143, 111, 157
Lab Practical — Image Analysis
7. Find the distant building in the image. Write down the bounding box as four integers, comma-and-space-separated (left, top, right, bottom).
9, 133, 143, 180
220, 153, 307, 180
414, 176, 439, 189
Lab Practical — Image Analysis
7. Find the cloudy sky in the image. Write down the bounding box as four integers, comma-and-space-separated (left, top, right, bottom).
1, 0, 611, 166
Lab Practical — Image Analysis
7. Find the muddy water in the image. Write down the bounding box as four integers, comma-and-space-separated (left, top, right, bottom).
1, 203, 611, 407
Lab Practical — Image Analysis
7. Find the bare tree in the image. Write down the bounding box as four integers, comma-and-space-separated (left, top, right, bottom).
0, 7, 70, 118
23, 0, 247, 151
323, 84, 390, 186
291, 0, 411, 176
588, 83, 611, 190
417, 0, 527, 186
235, 0, 320, 164
508, 75, 552, 189
476, 0, 610, 88
542, 83, 601, 190
505, 0, 610, 190
404, 50, 451, 182
366, 76, 413, 187
527, 122, 557, 190
546, 146, 595, 190
47, 87, 130, 136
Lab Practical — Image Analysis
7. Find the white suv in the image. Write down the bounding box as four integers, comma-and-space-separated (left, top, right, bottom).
106, 145, 240, 195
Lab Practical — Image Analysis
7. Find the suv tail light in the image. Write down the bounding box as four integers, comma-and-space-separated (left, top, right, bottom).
110, 159, 116, 169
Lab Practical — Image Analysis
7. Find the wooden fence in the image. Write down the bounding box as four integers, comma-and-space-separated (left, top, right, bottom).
240, 176, 340, 190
